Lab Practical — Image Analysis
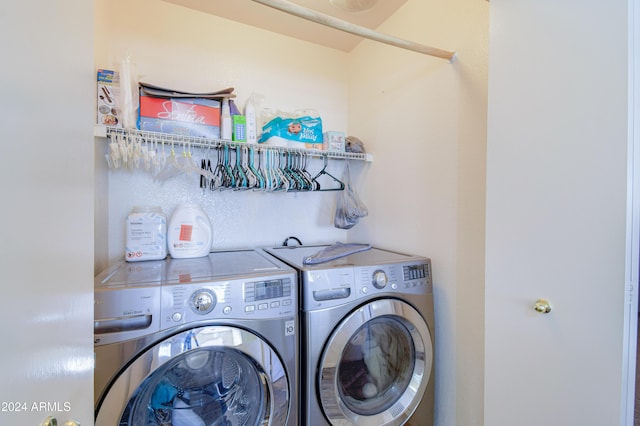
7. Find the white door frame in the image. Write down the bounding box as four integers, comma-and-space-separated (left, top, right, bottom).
623, 0, 640, 424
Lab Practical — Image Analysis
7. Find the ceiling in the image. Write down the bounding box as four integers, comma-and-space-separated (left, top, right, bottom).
162, 0, 408, 52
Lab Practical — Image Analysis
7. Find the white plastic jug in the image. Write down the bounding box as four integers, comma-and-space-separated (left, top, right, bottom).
167, 204, 213, 259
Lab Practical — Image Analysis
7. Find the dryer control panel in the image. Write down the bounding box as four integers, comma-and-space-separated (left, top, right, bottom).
356, 262, 432, 297
300, 260, 432, 310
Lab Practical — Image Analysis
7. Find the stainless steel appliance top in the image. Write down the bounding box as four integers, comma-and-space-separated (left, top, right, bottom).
95, 249, 291, 288
264, 244, 427, 270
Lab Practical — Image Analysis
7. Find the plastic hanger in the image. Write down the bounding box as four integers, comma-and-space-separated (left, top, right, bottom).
312, 155, 345, 191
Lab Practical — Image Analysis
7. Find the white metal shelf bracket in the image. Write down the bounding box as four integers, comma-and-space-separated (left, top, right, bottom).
249, 0, 457, 62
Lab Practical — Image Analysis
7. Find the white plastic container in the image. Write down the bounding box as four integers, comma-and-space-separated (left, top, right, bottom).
220, 98, 232, 141
244, 96, 257, 144
167, 204, 213, 259
125, 206, 167, 262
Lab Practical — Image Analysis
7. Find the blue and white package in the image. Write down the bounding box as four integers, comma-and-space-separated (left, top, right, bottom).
258, 115, 323, 147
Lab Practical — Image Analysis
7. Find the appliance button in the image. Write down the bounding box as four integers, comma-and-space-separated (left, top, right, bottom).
391, 283, 398, 290
245, 305, 255, 312
270, 301, 280, 308
223, 306, 232, 315
258, 303, 268, 310
172, 312, 182, 322
361, 286, 368, 294
283, 299, 292, 306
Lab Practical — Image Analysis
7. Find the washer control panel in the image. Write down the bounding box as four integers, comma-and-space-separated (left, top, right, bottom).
243, 278, 293, 313
161, 273, 296, 330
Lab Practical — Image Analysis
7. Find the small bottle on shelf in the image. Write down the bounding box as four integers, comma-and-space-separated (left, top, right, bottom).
220, 98, 232, 140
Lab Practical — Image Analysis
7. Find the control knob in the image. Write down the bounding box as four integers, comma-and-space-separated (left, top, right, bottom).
372, 270, 388, 289
191, 289, 216, 314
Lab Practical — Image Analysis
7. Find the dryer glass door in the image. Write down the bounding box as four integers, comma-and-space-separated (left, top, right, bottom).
319, 299, 433, 426
96, 325, 289, 426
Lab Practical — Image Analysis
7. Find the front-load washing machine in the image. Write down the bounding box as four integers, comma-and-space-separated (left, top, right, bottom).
94, 249, 298, 426
264, 245, 434, 426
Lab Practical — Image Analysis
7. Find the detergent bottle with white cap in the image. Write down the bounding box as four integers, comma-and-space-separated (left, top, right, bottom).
167, 204, 213, 259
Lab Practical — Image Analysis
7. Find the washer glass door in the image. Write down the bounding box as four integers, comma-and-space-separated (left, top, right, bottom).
96, 325, 289, 426
319, 299, 433, 426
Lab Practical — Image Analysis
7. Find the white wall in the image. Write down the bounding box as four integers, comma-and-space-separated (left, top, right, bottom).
0, 1, 95, 424
347, 1, 489, 425
94, 0, 355, 269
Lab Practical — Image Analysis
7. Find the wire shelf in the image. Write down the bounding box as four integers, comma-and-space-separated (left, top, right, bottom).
97, 126, 373, 162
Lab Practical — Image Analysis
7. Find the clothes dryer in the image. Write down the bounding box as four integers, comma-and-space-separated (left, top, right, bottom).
94, 249, 298, 426
264, 245, 434, 426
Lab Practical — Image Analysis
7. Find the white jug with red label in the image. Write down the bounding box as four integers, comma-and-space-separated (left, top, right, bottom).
167, 204, 212, 259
